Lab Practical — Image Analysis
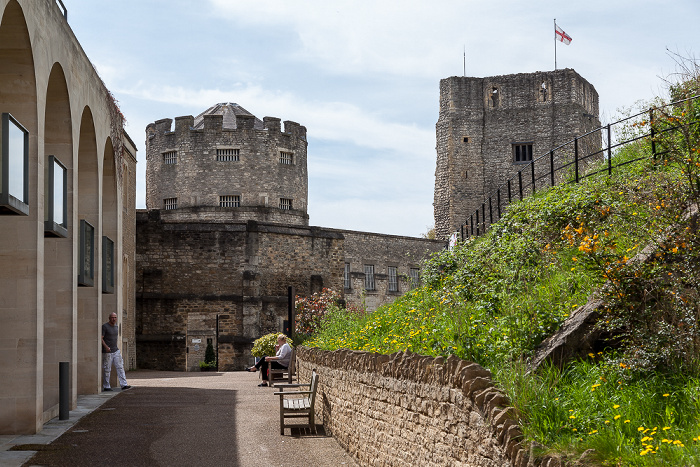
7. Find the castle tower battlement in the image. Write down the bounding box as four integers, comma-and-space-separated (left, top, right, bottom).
434, 69, 600, 239
146, 103, 309, 225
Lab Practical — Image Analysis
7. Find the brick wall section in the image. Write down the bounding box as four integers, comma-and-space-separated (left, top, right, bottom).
337, 229, 445, 311
296, 347, 539, 466
145, 109, 308, 225
435, 69, 601, 239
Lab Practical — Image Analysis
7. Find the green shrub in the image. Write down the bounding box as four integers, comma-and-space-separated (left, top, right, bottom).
251, 333, 293, 357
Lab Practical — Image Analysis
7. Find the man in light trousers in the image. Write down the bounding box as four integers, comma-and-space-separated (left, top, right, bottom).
101, 312, 131, 391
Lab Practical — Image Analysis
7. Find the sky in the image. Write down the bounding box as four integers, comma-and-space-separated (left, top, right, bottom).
64, 0, 700, 237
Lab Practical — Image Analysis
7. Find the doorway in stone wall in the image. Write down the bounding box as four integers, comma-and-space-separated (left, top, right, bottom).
186, 312, 217, 371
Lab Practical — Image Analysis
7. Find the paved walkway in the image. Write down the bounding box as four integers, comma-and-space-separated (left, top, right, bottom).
0, 371, 356, 467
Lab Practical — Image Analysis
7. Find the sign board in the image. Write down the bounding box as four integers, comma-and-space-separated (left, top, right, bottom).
191, 338, 202, 344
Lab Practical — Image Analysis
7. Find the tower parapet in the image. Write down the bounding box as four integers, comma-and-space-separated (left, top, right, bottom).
146, 103, 309, 225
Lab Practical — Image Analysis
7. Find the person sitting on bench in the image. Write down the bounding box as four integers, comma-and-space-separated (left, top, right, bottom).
247, 334, 291, 387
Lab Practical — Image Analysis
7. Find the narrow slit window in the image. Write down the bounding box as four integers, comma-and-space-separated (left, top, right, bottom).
364, 264, 375, 291
45, 155, 68, 237
216, 148, 239, 161
78, 220, 95, 287
409, 268, 420, 289
388, 266, 398, 292
344, 263, 351, 289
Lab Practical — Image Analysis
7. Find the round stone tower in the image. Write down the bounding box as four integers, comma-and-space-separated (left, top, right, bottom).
145, 103, 309, 225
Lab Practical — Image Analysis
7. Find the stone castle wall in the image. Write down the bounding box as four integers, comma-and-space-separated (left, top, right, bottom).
296, 347, 543, 467
135, 210, 442, 371
145, 111, 308, 225
339, 229, 444, 311
435, 69, 601, 239
136, 209, 344, 371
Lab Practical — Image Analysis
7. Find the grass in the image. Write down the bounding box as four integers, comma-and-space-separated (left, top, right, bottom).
302, 92, 700, 465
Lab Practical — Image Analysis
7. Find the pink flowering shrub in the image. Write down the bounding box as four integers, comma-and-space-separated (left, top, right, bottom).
295, 288, 343, 336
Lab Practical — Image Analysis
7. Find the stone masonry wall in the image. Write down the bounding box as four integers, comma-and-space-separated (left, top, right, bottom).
338, 229, 445, 311
296, 347, 537, 467
435, 69, 601, 240
145, 111, 308, 226
136, 210, 344, 371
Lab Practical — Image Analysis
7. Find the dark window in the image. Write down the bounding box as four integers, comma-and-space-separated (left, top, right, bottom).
164, 198, 177, 210
279, 198, 292, 210
364, 264, 375, 291
163, 151, 177, 164
219, 195, 240, 207
45, 155, 68, 237
409, 268, 420, 289
78, 220, 95, 287
491, 87, 500, 108
102, 236, 114, 294
1, 112, 29, 215
216, 148, 239, 161
513, 143, 533, 163
388, 266, 398, 292
344, 263, 351, 289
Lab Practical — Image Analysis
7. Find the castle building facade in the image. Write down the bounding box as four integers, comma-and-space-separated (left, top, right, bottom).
0, 0, 137, 435
434, 69, 601, 240
137, 104, 443, 371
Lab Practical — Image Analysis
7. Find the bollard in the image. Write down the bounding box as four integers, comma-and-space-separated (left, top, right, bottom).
59, 361, 69, 420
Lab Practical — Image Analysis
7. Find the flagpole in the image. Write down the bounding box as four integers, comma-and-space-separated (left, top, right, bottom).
463, 45, 466, 77
554, 18, 557, 70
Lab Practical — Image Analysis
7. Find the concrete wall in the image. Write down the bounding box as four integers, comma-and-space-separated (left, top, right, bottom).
296, 347, 543, 467
0, 0, 135, 434
434, 69, 601, 240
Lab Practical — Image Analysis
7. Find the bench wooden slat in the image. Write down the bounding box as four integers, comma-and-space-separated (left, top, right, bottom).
275, 370, 318, 435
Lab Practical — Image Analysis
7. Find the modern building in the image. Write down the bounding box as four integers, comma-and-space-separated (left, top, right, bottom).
0, 0, 136, 434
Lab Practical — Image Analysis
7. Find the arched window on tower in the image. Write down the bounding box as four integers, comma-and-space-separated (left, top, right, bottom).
491, 87, 500, 108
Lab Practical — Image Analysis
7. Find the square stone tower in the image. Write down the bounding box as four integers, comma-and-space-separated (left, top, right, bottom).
434, 69, 600, 240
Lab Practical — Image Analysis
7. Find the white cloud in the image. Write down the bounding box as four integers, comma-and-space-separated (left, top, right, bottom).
113, 81, 435, 158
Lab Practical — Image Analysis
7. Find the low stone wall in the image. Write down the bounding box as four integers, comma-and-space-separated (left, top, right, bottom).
297, 347, 540, 467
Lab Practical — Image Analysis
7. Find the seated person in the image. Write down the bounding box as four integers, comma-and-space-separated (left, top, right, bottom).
247, 334, 291, 387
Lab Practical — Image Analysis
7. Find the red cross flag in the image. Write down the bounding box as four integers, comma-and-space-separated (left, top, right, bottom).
555, 25, 572, 45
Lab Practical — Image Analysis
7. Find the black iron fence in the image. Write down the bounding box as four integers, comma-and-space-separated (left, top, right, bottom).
460, 95, 700, 240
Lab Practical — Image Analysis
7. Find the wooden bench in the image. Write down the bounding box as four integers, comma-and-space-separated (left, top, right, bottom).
267, 347, 296, 387
273, 370, 318, 435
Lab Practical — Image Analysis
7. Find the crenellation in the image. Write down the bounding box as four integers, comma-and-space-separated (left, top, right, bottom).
174, 115, 194, 134
154, 117, 172, 133
263, 116, 281, 132
235, 113, 255, 130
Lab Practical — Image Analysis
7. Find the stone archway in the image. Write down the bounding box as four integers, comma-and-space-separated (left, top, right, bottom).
42, 62, 74, 415
76, 106, 100, 394
0, 0, 40, 434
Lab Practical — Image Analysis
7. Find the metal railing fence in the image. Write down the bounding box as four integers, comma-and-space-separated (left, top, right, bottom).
460, 95, 700, 240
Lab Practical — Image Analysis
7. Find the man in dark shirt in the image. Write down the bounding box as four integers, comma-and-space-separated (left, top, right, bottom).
101, 312, 131, 391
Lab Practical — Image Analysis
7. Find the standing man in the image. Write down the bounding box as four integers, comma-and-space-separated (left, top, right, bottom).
102, 312, 131, 391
